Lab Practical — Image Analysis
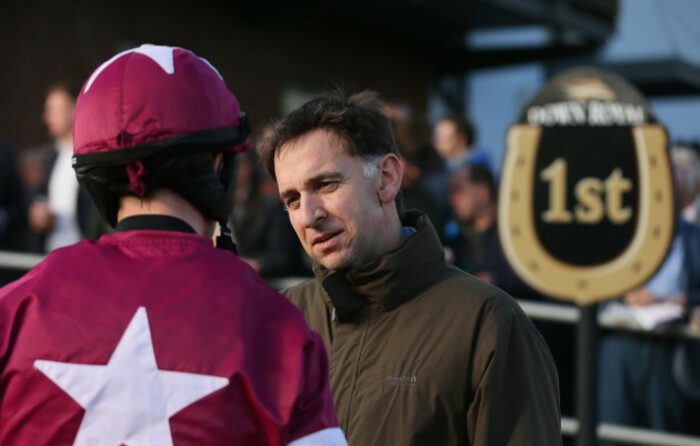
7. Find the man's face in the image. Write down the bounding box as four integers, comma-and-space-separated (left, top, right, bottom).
274, 128, 386, 270
43, 89, 75, 140
432, 119, 464, 159
448, 167, 480, 224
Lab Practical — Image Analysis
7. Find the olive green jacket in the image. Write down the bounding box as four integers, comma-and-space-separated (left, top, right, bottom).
284, 211, 561, 446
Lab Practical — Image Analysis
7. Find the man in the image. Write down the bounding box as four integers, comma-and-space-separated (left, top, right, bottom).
261, 90, 561, 445
28, 81, 104, 253
432, 112, 490, 172
0, 44, 346, 446
446, 162, 535, 298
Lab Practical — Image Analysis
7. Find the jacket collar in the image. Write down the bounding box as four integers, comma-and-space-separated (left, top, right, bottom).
314, 210, 447, 322
115, 215, 197, 234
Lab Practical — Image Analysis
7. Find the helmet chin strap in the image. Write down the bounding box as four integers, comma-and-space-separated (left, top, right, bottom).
216, 222, 237, 253
215, 152, 239, 253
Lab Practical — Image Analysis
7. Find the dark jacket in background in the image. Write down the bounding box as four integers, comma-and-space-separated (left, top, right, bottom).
672, 219, 700, 402
284, 211, 561, 446
25, 150, 108, 254
445, 221, 539, 300
232, 196, 306, 278
0, 137, 25, 253
680, 219, 700, 309
40, 151, 105, 240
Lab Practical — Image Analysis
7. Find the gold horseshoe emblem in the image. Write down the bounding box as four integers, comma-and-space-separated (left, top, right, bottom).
498, 124, 675, 304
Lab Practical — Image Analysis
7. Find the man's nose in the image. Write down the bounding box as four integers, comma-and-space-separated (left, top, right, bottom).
299, 195, 326, 228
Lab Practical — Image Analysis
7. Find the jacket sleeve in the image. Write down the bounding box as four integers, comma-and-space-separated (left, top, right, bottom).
681, 220, 700, 310
287, 330, 347, 446
467, 296, 561, 446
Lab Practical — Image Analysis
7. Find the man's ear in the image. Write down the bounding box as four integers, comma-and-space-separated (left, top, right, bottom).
377, 153, 402, 204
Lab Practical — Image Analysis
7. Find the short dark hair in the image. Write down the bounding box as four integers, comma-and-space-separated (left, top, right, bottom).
260, 89, 399, 180
465, 162, 495, 198
260, 88, 403, 217
440, 112, 476, 146
46, 80, 81, 102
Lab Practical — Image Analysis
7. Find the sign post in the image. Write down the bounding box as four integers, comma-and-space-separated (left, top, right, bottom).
576, 305, 598, 446
498, 68, 675, 446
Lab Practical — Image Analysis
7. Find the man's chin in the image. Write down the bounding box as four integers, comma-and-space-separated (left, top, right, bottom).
316, 254, 351, 271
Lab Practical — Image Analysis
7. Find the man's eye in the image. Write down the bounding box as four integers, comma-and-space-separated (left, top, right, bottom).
320, 181, 338, 191
285, 196, 300, 210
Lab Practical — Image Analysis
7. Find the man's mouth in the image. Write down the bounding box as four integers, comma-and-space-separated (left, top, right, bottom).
312, 231, 342, 246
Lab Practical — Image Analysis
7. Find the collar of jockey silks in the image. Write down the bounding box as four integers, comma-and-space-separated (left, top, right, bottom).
114, 215, 197, 234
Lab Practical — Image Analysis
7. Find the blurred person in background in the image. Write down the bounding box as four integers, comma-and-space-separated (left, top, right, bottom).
27, 81, 104, 253
444, 161, 534, 297
392, 109, 449, 239
230, 148, 307, 279
19, 148, 48, 199
16, 148, 49, 253
598, 144, 700, 441
393, 110, 449, 207
261, 89, 561, 446
432, 112, 491, 172
0, 136, 24, 251
0, 136, 25, 284
671, 143, 700, 225
398, 154, 446, 242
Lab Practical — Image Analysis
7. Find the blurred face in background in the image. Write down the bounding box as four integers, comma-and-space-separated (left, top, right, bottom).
433, 119, 466, 159
43, 89, 75, 141
448, 166, 487, 225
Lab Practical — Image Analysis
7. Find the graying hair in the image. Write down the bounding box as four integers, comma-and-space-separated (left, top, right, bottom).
361, 156, 383, 180
672, 145, 700, 197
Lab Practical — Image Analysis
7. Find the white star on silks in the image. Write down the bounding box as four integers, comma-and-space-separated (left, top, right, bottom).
84, 44, 175, 93
34, 307, 229, 446
83, 44, 224, 93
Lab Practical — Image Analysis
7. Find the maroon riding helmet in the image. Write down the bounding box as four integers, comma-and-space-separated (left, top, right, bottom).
72, 44, 251, 248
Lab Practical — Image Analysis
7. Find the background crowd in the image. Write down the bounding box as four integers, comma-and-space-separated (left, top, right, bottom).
1, 79, 700, 443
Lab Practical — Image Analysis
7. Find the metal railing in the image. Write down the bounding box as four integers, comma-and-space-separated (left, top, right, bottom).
517, 299, 700, 445
2, 250, 700, 445
518, 299, 700, 340
0, 250, 43, 272
561, 417, 700, 446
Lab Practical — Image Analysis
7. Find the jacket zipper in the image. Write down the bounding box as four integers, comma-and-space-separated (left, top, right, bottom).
343, 308, 372, 436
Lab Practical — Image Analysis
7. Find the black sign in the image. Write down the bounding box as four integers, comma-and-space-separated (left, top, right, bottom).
498, 68, 674, 303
